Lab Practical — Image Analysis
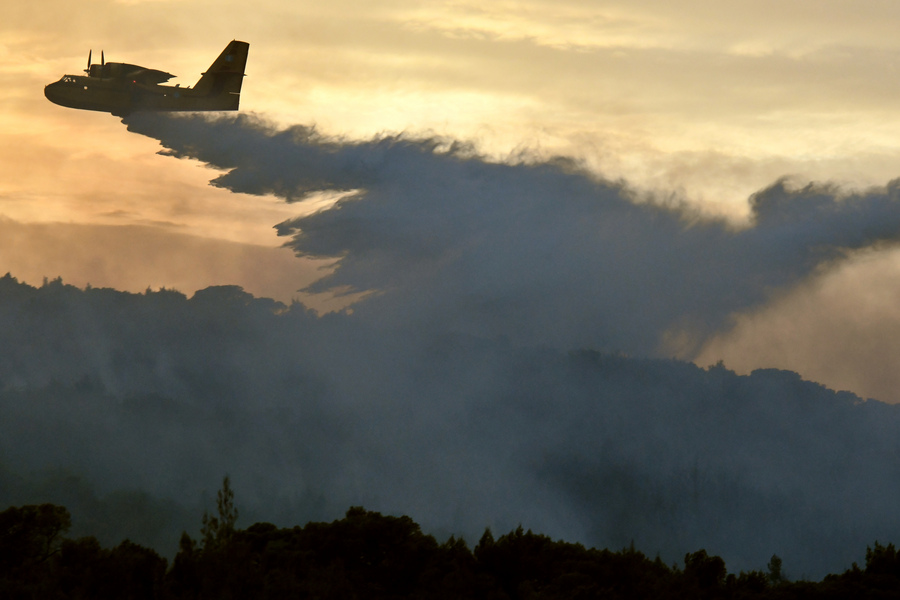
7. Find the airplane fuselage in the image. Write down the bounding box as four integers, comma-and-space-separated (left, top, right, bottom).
44, 75, 239, 116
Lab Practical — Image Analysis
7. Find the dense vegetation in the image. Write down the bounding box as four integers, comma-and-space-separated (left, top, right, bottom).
4, 481, 900, 599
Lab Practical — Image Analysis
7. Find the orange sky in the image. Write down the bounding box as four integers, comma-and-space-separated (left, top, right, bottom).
6, 0, 900, 400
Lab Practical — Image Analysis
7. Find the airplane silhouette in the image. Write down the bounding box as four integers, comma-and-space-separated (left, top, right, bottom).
45, 40, 249, 117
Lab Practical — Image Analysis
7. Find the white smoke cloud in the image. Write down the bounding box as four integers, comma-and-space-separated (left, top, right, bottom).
126, 113, 900, 355
4, 112, 900, 578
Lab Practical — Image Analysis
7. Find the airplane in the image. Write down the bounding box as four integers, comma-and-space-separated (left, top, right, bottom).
44, 40, 249, 117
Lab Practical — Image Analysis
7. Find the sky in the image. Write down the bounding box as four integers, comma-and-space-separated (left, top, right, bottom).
6, 0, 900, 575
6, 0, 900, 401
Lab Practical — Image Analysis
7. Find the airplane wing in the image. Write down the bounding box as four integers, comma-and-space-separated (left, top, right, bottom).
103, 62, 175, 84
128, 68, 175, 84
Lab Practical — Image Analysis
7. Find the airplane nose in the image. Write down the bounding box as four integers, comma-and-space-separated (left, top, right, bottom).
44, 82, 62, 105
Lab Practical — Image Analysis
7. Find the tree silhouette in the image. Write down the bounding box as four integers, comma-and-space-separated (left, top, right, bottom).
865, 541, 900, 579
683, 549, 726, 590
200, 476, 238, 550
767, 553, 785, 584
10, 498, 900, 598
0, 503, 71, 573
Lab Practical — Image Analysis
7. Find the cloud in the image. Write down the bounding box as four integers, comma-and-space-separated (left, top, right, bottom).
126, 113, 900, 355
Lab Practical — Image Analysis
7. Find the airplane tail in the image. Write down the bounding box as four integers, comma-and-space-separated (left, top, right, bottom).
192, 40, 249, 109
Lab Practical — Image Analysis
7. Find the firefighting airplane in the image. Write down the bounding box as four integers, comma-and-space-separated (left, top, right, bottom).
44, 40, 249, 117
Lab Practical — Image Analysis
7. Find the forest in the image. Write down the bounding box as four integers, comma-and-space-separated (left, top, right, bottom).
3, 274, 900, 578
4, 480, 900, 600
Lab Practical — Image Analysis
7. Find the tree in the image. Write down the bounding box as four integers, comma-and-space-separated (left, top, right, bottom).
767, 553, 785, 584
200, 475, 239, 550
865, 541, 900, 578
167, 531, 200, 598
684, 549, 726, 589
0, 504, 71, 573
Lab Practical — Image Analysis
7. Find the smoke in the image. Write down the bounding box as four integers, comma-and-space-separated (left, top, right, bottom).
0, 218, 323, 304
4, 112, 900, 577
1, 276, 897, 577
695, 245, 900, 403
125, 113, 900, 355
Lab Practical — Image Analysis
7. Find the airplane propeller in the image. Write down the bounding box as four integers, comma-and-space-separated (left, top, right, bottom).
85, 49, 105, 75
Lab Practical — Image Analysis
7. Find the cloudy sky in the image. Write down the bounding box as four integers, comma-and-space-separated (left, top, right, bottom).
6, 0, 900, 402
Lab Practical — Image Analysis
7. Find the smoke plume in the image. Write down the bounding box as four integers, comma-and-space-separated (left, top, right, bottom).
4, 112, 900, 578
125, 113, 900, 355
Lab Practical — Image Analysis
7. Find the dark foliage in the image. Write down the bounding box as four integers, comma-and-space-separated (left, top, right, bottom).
4, 501, 900, 599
